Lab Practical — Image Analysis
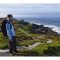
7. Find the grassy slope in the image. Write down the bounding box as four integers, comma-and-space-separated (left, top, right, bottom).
0, 32, 8, 49
0, 19, 60, 56
32, 43, 60, 54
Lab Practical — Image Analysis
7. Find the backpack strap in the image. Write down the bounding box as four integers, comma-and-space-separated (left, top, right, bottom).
6, 22, 12, 29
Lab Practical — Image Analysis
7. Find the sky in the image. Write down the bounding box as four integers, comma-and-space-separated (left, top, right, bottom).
0, 4, 60, 18
0, 0, 60, 18
0, 4, 60, 13
0, 0, 60, 4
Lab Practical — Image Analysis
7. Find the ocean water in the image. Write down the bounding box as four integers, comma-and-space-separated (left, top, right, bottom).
0, 4, 60, 33
23, 18, 60, 34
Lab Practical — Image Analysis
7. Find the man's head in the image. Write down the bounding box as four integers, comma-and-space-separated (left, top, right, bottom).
7, 14, 13, 22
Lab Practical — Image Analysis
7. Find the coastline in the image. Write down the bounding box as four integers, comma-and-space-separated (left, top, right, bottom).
17, 19, 60, 38
0, 17, 60, 35
0, 18, 60, 56
17, 18, 60, 35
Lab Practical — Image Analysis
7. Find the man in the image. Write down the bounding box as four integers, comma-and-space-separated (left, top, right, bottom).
6, 14, 18, 54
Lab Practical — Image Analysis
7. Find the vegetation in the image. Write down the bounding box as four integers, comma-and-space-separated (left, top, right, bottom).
14, 43, 60, 56
0, 32, 8, 49
0, 19, 60, 56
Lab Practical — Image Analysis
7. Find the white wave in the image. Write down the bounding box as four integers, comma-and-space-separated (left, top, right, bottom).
30, 22, 60, 34
44, 24, 60, 34
23, 20, 60, 34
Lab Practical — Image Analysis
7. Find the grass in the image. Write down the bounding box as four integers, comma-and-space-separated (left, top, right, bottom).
0, 32, 9, 49
14, 43, 60, 56
0, 27, 60, 49
32, 43, 60, 54
0, 20, 60, 56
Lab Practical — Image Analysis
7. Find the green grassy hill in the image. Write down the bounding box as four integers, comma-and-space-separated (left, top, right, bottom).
0, 18, 60, 56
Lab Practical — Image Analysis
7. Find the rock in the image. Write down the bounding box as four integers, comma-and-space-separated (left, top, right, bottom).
19, 20, 29, 26
47, 39, 52, 43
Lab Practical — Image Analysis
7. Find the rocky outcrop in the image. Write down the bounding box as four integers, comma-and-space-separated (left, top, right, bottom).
18, 20, 60, 37
30, 23, 54, 34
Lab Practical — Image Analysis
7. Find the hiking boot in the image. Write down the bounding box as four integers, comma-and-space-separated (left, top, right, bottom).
14, 50, 19, 53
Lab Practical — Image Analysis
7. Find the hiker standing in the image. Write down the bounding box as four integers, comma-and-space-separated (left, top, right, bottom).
6, 14, 18, 54
1, 14, 18, 54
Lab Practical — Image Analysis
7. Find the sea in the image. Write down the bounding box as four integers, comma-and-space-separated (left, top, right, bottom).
0, 4, 60, 33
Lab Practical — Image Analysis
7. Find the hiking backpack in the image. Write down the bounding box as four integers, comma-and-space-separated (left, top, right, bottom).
1, 20, 12, 36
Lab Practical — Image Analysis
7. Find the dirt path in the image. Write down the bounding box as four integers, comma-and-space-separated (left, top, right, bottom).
0, 39, 52, 56
0, 42, 41, 56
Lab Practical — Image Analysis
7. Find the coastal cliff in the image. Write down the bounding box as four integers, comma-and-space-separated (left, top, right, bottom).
0, 18, 60, 56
